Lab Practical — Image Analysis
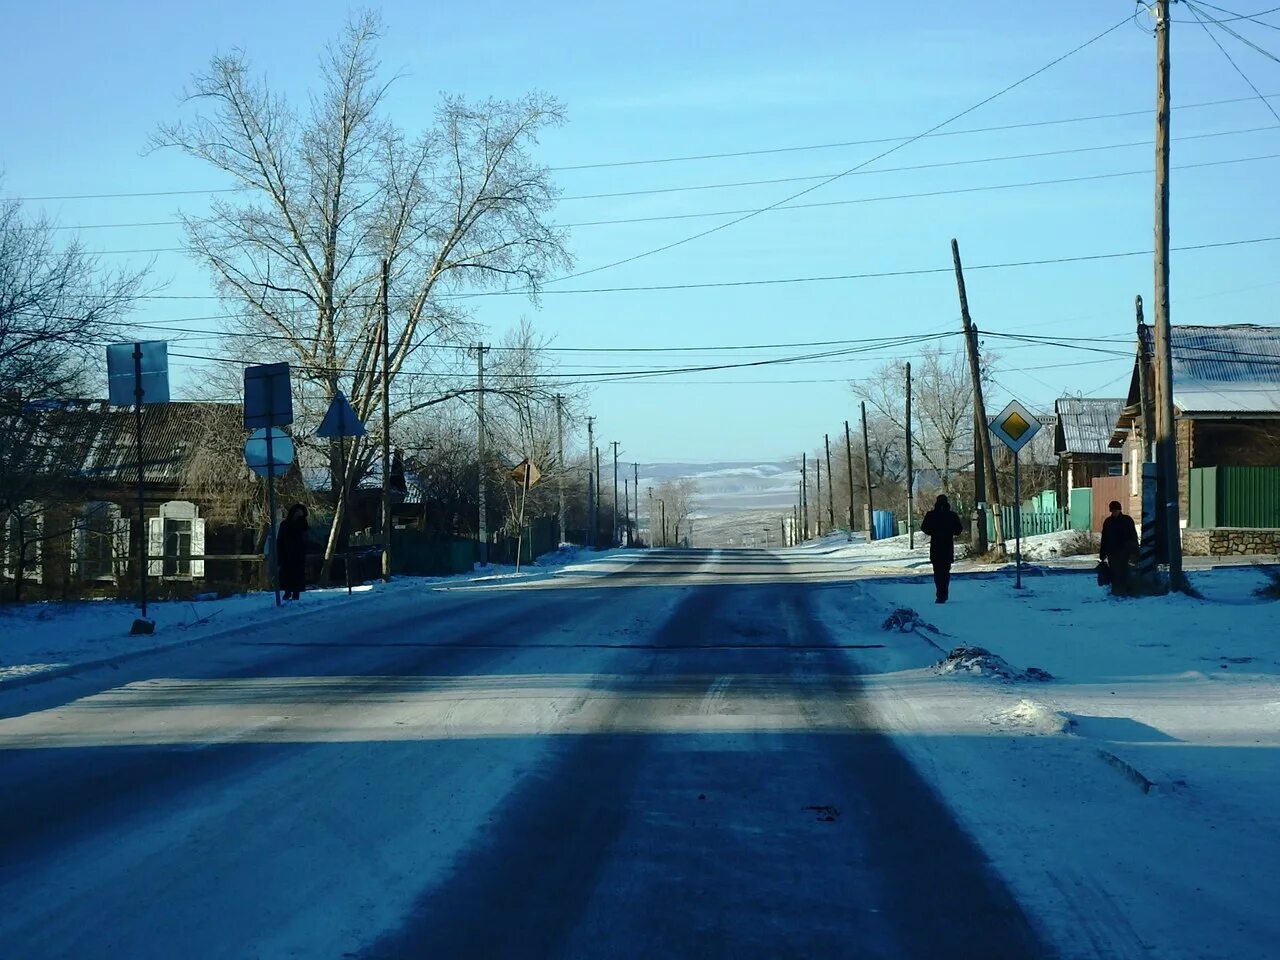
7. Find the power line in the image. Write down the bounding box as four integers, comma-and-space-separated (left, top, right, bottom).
538, 10, 1139, 286
553, 125, 1277, 201
440, 235, 1280, 297
1187, 2, 1280, 123
1184, 1, 1280, 29
13, 90, 1280, 206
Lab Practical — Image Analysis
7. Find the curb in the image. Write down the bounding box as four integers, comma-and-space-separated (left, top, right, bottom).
1096, 749, 1157, 795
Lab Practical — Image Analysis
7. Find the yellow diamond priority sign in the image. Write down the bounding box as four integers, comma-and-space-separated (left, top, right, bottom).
990, 399, 1042, 454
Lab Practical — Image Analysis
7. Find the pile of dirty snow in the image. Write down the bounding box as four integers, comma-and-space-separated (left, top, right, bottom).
935, 645, 1053, 682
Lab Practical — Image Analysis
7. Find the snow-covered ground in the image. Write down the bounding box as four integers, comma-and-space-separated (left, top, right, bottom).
811, 538, 1280, 960
0, 545, 628, 685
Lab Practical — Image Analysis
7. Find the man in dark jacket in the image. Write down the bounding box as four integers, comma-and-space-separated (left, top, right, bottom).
920, 494, 964, 604
277, 503, 310, 601
1100, 500, 1139, 596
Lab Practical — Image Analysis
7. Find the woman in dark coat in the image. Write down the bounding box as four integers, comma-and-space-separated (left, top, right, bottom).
920, 494, 964, 604
276, 503, 310, 600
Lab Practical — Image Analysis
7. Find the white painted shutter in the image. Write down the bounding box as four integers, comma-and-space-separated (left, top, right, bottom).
28, 509, 43, 584
112, 516, 131, 581
147, 517, 164, 577
191, 518, 206, 579
69, 517, 85, 581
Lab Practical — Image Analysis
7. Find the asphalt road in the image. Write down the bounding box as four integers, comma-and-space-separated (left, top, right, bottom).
0, 549, 1050, 959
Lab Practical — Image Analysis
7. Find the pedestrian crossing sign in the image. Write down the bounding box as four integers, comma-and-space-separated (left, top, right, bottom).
990, 399, 1042, 454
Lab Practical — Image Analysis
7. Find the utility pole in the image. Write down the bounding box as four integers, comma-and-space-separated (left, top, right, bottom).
801, 453, 809, 541
611, 441, 620, 547
953, 238, 1002, 556
815, 455, 823, 537
624, 479, 630, 546
843, 420, 856, 537
474, 341, 490, 565
634, 463, 640, 545
905, 362, 915, 549
380, 259, 392, 581
648, 487, 653, 548
1153, 0, 1184, 587
659, 498, 666, 547
586, 416, 596, 549
824, 434, 835, 533
555, 394, 567, 546
596, 445, 602, 547
861, 401, 876, 540
1136, 297, 1157, 462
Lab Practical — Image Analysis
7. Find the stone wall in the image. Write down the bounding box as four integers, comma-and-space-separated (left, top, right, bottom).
1181, 527, 1280, 557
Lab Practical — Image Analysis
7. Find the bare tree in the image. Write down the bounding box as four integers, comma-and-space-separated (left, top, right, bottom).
856, 345, 975, 495
0, 193, 145, 403
151, 11, 570, 562
654, 477, 698, 546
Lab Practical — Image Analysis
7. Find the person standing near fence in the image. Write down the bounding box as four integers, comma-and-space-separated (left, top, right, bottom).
277, 504, 310, 601
921, 495, 964, 604
1099, 500, 1139, 597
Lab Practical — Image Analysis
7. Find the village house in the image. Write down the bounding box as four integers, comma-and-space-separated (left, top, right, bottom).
1110, 323, 1280, 554
0, 400, 268, 600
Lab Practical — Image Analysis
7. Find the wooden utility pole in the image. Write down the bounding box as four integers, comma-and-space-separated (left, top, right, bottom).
815, 456, 823, 537
1153, 0, 1184, 586
801, 453, 809, 540
475, 342, 489, 565
596, 445, 602, 547
861, 401, 876, 540
905, 362, 915, 549
611, 441, 620, 546
823, 434, 836, 532
380, 259, 392, 580
624, 478, 630, 546
633, 463, 640, 545
843, 420, 856, 537
952, 238, 1002, 556
555, 394, 566, 545
1136, 298, 1157, 462
585, 416, 596, 548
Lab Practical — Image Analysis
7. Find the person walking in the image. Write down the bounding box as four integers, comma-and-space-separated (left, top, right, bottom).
277, 503, 310, 601
1099, 500, 1139, 596
921, 494, 964, 604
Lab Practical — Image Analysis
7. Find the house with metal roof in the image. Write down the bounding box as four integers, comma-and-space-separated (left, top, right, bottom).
1, 400, 275, 599
1054, 397, 1125, 494
1110, 324, 1280, 539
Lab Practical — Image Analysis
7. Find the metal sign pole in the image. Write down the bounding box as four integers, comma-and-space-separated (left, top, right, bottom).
132, 343, 148, 619
339, 424, 351, 594
1014, 449, 1023, 590
266, 420, 281, 607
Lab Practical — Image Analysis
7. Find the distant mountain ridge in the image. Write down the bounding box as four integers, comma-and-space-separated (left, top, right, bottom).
638, 459, 798, 517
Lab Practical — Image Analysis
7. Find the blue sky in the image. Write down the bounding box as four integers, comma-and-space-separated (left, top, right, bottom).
3, 0, 1278, 462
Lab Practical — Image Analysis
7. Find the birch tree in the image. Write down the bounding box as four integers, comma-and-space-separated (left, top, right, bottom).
151, 11, 570, 560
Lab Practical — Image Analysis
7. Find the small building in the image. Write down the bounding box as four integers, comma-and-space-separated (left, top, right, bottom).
1054, 397, 1125, 492
1109, 323, 1280, 548
1, 400, 262, 600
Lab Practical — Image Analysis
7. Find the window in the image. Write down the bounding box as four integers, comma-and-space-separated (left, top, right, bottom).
3, 503, 44, 583
1108, 464, 1124, 477
72, 502, 128, 582
148, 501, 206, 580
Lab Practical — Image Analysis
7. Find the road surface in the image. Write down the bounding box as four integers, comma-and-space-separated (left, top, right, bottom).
0, 549, 1050, 959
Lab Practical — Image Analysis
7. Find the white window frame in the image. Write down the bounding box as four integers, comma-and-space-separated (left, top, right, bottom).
72, 501, 126, 583
4, 502, 44, 583
149, 500, 206, 581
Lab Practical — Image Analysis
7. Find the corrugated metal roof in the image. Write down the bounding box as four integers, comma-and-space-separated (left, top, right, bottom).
1054, 397, 1126, 455
2, 400, 240, 484
1142, 323, 1280, 415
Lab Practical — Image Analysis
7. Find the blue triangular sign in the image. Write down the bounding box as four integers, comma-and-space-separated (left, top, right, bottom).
316, 391, 367, 438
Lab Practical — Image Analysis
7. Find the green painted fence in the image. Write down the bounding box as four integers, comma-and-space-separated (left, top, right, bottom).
1069, 488, 1093, 531
1188, 466, 1280, 528
987, 507, 1068, 541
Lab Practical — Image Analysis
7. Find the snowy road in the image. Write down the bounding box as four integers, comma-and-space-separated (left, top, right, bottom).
0, 548, 1047, 959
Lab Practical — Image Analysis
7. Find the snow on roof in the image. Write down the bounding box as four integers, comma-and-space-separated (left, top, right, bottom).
1054, 397, 1126, 456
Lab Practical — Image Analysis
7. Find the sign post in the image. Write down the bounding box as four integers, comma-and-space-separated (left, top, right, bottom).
106, 341, 169, 632
509, 460, 542, 572
989, 399, 1042, 590
244, 363, 293, 606
317, 391, 367, 593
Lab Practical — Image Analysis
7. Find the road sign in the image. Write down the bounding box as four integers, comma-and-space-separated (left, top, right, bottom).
244, 363, 293, 429
990, 399, 1042, 454
316, 391, 366, 438
244, 428, 295, 478
106, 341, 170, 406
510, 460, 542, 488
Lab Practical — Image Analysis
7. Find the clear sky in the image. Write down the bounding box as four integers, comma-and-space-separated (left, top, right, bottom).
2, 0, 1277, 463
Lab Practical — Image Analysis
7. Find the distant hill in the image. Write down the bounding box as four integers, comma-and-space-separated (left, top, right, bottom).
638, 459, 798, 517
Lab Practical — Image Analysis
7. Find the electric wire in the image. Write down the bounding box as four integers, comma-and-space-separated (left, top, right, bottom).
1187, 2, 1280, 123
